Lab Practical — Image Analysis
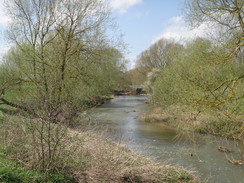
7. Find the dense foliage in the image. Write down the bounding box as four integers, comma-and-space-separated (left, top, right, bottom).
0, 0, 125, 123
0, 0, 130, 180
134, 0, 244, 139
151, 38, 244, 115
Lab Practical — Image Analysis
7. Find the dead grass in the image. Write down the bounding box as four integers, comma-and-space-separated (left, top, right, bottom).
140, 104, 244, 140
0, 114, 199, 183
140, 105, 205, 130
72, 130, 199, 183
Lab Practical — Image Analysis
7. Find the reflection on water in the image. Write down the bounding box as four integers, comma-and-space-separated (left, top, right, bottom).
91, 96, 244, 183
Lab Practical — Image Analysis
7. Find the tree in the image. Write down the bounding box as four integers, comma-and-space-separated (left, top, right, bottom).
136, 38, 184, 69
133, 38, 184, 87
0, 0, 123, 122
184, 0, 244, 116
185, 0, 244, 57
151, 37, 244, 113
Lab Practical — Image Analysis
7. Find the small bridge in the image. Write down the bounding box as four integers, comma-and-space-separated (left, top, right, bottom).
114, 85, 146, 95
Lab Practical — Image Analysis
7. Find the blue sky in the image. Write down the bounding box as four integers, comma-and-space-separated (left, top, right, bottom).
111, 0, 185, 66
0, 0, 208, 67
109, 0, 209, 68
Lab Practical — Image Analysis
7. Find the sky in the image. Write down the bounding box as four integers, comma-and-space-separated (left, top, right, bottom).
110, 0, 185, 67
0, 0, 209, 68
109, 0, 210, 68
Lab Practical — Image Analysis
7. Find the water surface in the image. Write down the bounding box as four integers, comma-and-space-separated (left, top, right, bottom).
92, 96, 244, 183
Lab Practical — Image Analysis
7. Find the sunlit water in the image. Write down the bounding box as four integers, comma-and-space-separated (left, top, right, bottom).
91, 96, 244, 183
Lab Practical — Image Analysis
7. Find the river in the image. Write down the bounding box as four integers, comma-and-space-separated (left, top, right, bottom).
91, 96, 244, 183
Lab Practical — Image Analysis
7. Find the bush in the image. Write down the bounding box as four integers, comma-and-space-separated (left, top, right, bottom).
0, 115, 88, 178
0, 147, 75, 183
196, 118, 244, 139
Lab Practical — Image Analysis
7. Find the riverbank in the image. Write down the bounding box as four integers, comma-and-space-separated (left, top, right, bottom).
0, 112, 199, 183
140, 104, 244, 141
73, 130, 199, 182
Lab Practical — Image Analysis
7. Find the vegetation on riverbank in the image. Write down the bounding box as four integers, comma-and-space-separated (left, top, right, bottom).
0, 0, 130, 126
134, 0, 244, 141
0, 0, 200, 182
141, 105, 244, 141
0, 0, 243, 181
0, 151, 74, 183
0, 111, 199, 183
138, 36, 244, 141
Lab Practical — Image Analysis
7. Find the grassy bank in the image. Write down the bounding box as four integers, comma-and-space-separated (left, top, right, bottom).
0, 151, 73, 183
0, 111, 199, 183
140, 104, 244, 141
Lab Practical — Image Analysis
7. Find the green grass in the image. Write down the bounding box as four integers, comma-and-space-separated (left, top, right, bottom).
0, 147, 75, 183
0, 105, 18, 116
195, 119, 244, 140
0, 115, 3, 125
0, 114, 75, 183
0, 105, 199, 182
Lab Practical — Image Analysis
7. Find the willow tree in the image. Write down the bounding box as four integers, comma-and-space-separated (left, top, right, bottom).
0, 0, 123, 122
184, 0, 244, 118
185, 0, 243, 57
134, 38, 184, 90
136, 38, 184, 70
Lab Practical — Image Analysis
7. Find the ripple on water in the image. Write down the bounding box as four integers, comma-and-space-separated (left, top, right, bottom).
91, 96, 244, 183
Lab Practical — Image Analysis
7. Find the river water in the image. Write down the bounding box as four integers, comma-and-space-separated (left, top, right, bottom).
91, 96, 244, 183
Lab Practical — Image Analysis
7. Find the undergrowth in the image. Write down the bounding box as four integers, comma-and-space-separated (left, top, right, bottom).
141, 105, 244, 141
0, 110, 199, 183
0, 147, 74, 183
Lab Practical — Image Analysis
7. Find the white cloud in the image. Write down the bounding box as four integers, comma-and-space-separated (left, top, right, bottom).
0, 3, 11, 26
109, 0, 143, 14
0, 43, 11, 62
152, 16, 212, 44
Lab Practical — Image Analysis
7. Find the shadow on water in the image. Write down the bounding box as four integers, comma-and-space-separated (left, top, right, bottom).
91, 96, 244, 183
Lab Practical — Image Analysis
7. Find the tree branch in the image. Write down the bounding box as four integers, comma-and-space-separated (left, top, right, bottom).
0, 98, 34, 115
